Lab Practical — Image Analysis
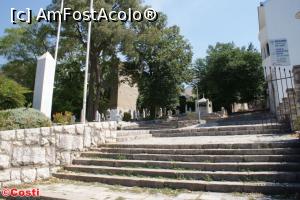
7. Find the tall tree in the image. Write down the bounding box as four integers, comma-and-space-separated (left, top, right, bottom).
123, 16, 193, 118
0, 21, 55, 104
1, 0, 193, 121
0, 22, 54, 90
48, 0, 143, 121
193, 43, 264, 112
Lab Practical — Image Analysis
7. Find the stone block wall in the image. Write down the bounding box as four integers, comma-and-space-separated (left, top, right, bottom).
0, 122, 117, 187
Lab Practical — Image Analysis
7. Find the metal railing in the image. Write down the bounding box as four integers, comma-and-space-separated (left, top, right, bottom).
263, 66, 297, 132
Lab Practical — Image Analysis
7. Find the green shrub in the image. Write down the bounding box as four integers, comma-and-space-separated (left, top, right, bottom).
122, 112, 132, 122
53, 111, 73, 125
0, 75, 30, 110
294, 117, 300, 131
0, 108, 52, 131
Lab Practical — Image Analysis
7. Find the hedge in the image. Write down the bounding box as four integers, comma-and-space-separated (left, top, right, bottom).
0, 108, 52, 131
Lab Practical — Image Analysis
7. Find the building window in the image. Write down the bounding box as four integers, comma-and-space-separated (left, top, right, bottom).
261, 43, 270, 60
266, 43, 270, 57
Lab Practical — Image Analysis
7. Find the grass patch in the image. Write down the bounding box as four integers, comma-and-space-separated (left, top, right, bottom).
203, 175, 213, 182
115, 197, 126, 200
116, 155, 128, 160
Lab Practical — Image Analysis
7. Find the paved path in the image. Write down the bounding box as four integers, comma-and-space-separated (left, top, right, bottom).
118, 134, 297, 145
35, 182, 295, 200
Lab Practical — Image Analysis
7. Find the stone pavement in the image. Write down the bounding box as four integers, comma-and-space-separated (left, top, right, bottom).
32, 182, 297, 200
118, 133, 297, 145
6, 126, 297, 199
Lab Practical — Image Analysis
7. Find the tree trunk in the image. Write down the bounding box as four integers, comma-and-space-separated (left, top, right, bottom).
94, 61, 101, 118
86, 54, 98, 121
150, 105, 156, 119
225, 104, 232, 115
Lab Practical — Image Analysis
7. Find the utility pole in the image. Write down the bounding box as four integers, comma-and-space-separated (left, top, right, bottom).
54, 0, 64, 66
81, 0, 94, 123
194, 74, 201, 124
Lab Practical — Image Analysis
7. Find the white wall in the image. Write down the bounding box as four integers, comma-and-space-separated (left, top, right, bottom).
258, 0, 300, 112
263, 0, 300, 66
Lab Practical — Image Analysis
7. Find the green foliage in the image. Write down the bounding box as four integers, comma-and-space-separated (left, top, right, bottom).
186, 100, 195, 112
47, 0, 144, 121
0, 1, 193, 121
294, 117, 300, 131
0, 19, 84, 118
0, 20, 55, 104
52, 60, 84, 118
193, 43, 264, 112
0, 21, 54, 88
0, 75, 30, 110
179, 96, 187, 114
0, 108, 51, 131
53, 111, 73, 125
122, 112, 132, 122
124, 22, 193, 118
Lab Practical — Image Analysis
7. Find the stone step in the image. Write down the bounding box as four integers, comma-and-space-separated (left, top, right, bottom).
99, 141, 300, 149
73, 159, 300, 172
64, 165, 300, 183
116, 134, 152, 142
92, 147, 300, 155
151, 130, 281, 137
150, 124, 283, 134
80, 152, 300, 163
52, 172, 300, 194
116, 130, 150, 137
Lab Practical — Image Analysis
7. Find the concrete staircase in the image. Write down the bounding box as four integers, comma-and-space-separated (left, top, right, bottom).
53, 139, 300, 194
116, 130, 152, 142
150, 124, 284, 137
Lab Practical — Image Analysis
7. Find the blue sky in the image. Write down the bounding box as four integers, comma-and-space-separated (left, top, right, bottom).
0, 0, 262, 65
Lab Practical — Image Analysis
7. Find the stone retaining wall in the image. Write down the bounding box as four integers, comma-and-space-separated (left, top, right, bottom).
0, 122, 118, 187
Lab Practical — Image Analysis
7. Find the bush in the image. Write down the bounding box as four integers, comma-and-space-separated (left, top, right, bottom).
53, 111, 73, 125
0, 75, 30, 110
0, 108, 52, 131
122, 112, 132, 122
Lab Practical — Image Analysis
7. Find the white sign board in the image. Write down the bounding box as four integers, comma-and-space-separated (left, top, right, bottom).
269, 39, 291, 66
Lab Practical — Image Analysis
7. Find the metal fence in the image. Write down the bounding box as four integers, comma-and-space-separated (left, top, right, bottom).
263, 66, 297, 131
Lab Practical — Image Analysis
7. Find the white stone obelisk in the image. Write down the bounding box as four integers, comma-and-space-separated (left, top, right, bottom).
33, 52, 56, 118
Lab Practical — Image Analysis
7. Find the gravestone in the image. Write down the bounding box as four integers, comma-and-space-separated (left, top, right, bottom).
142, 109, 146, 118
158, 108, 163, 118
110, 109, 122, 122
167, 110, 172, 118
195, 96, 213, 116
33, 52, 56, 118
95, 111, 101, 122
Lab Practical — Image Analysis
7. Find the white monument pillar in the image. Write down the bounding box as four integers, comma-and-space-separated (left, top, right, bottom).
33, 52, 56, 118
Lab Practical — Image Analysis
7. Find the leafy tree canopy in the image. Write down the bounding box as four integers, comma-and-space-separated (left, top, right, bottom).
0, 0, 193, 120
193, 42, 264, 112
0, 74, 30, 110
122, 17, 193, 118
